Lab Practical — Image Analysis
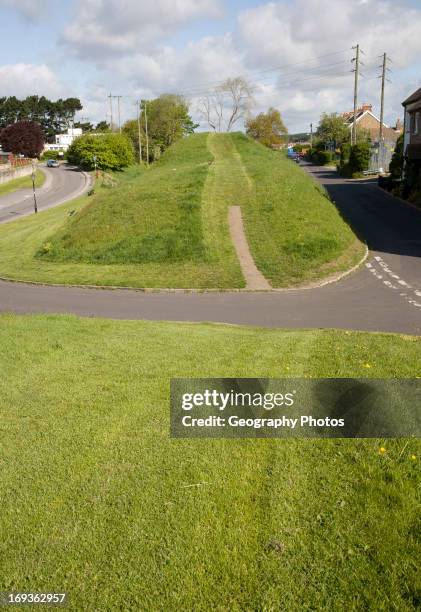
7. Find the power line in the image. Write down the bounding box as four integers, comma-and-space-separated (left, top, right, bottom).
174, 56, 352, 97
177, 60, 351, 97
162, 65, 352, 100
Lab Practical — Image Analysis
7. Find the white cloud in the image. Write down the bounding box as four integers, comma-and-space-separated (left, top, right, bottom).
64, 0, 223, 58
237, 0, 421, 69
0, 0, 46, 19
235, 0, 421, 129
0, 64, 65, 98
107, 34, 243, 94
54, 0, 421, 131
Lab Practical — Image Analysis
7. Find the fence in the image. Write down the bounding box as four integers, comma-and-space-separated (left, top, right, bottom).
368, 141, 396, 173
0, 159, 34, 185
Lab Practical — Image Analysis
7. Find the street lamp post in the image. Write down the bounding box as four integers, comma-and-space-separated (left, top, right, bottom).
93, 155, 98, 179
31, 161, 38, 214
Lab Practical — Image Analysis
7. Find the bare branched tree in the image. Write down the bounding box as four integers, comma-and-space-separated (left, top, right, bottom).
197, 76, 254, 132
220, 77, 255, 132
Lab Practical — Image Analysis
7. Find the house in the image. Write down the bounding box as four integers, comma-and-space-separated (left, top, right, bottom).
342, 103, 402, 144
402, 87, 421, 163
44, 127, 82, 153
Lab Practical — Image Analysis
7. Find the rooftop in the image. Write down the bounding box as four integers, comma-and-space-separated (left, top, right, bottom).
402, 87, 421, 106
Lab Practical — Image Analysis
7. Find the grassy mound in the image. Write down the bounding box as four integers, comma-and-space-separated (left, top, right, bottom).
0, 133, 363, 288
232, 133, 363, 285
1, 314, 420, 610
40, 135, 212, 264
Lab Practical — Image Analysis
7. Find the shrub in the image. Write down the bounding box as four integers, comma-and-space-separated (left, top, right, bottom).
41, 150, 64, 161
67, 133, 134, 171
0, 120, 44, 157
293, 144, 305, 153
308, 149, 333, 165
316, 150, 333, 165
349, 142, 370, 173
340, 143, 351, 165
389, 134, 404, 179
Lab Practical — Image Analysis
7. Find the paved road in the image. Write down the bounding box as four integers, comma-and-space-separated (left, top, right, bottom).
0, 163, 420, 334
0, 163, 90, 224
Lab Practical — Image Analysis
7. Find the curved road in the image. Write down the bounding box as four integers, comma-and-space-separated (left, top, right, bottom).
0, 162, 90, 223
0, 163, 420, 334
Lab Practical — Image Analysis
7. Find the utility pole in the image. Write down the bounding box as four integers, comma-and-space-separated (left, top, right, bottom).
379, 53, 387, 144
310, 122, 313, 147
31, 161, 37, 214
108, 94, 113, 132
144, 100, 149, 166
379, 53, 392, 141
108, 94, 122, 132
136, 100, 142, 164
117, 95, 122, 133
378, 53, 392, 172
351, 44, 360, 146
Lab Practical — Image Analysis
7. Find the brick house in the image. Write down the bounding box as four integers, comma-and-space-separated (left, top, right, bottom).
342, 103, 402, 144
402, 87, 421, 163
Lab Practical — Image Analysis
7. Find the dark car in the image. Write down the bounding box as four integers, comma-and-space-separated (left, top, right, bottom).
47, 159, 60, 168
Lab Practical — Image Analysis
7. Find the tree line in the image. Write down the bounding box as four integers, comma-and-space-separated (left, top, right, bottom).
0, 96, 83, 142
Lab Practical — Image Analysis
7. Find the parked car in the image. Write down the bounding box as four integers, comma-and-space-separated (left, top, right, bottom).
288, 153, 300, 164
287, 149, 300, 163
47, 159, 60, 168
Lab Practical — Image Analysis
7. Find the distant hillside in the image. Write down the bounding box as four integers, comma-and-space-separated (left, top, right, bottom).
289, 132, 311, 142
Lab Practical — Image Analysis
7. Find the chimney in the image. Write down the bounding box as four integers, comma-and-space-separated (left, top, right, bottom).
360, 103, 372, 112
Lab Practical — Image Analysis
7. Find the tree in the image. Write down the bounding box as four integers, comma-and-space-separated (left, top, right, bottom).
349, 141, 370, 173
0, 120, 44, 157
0, 96, 83, 142
95, 121, 110, 132
66, 133, 134, 170
123, 95, 198, 162
389, 133, 404, 178
316, 113, 349, 148
198, 77, 254, 132
74, 121, 94, 132
245, 108, 287, 147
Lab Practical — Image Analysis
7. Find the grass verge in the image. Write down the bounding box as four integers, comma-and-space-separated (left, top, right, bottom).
0, 314, 420, 611
0, 169, 45, 196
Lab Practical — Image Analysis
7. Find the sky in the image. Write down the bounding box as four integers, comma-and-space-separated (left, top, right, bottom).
0, 0, 420, 133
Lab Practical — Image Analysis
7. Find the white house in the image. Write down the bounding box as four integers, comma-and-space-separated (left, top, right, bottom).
44, 127, 83, 152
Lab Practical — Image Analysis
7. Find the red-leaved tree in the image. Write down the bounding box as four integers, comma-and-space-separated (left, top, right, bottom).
0, 120, 44, 157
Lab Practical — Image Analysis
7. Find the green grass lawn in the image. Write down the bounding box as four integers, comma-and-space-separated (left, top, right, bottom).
0, 169, 45, 196
0, 134, 362, 288
0, 314, 419, 611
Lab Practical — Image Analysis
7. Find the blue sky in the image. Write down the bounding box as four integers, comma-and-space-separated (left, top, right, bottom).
0, 0, 420, 132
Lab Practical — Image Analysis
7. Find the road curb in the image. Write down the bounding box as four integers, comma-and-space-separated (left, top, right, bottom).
0, 242, 369, 294
374, 184, 421, 214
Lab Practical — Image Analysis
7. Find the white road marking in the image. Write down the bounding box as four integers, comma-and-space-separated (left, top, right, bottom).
365, 255, 421, 312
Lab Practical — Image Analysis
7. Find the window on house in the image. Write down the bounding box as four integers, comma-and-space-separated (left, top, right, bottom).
413, 112, 419, 135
